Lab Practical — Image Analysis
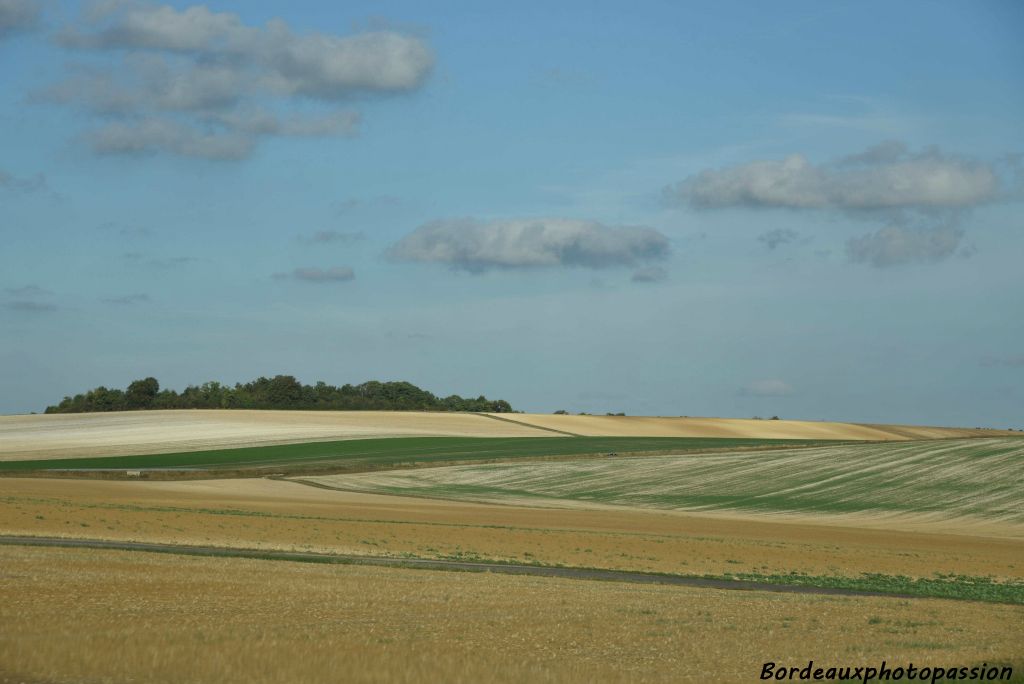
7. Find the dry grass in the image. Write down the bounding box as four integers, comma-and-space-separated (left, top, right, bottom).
494, 413, 1018, 441
1, 545, 1021, 684
2, 477, 1021, 582
0, 410, 555, 461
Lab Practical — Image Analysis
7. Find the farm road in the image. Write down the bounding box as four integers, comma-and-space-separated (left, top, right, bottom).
1, 534, 922, 600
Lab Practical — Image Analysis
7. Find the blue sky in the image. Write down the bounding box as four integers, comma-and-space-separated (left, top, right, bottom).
1, 0, 1022, 426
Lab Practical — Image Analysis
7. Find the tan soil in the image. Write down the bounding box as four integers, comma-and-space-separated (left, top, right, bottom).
0, 410, 556, 461
492, 413, 1019, 441
2, 477, 1021, 582
0, 545, 1020, 684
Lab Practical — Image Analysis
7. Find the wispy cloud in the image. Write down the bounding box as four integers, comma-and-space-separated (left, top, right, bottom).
296, 230, 365, 245
0, 168, 47, 194
333, 195, 403, 214
102, 293, 150, 305
5, 284, 53, 297
122, 253, 197, 268
273, 266, 355, 283
5, 300, 57, 313
740, 379, 794, 397
846, 222, 965, 267
757, 229, 802, 250
630, 266, 668, 283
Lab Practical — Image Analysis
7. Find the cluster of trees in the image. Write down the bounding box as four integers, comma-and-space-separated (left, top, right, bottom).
44, 376, 514, 414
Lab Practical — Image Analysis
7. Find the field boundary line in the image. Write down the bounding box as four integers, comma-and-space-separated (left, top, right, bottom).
478, 413, 583, 437
0, 534, 984, 603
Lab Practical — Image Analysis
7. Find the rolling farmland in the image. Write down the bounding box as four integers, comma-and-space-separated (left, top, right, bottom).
2, 410, 1014, 463
302, 438, 1024, 535
2, 413, 1022, 682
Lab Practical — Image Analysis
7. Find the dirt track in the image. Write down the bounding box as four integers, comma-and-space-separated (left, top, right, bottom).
0, 535, 936, 601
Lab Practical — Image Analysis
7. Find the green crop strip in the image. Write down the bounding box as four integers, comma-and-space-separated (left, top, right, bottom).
0, 436, 840, 472
719, 571, 1024, 605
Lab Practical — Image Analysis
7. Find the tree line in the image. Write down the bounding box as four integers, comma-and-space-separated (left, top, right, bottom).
44, 376, 515, 414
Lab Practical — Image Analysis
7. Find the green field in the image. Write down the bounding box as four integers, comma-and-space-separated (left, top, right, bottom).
0, 436, 839, 473
302, 437, 1024, 523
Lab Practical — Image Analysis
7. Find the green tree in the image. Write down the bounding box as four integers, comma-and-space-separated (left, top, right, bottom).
125, 377, 160, 409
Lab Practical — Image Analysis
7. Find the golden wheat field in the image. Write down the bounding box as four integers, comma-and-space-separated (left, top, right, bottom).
1, 545, 1021, 684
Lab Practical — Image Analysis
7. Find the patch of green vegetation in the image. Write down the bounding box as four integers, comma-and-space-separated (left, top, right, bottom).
0, 436, 837, 472
310, 438, 1024, 522
724, 571, 1024, 605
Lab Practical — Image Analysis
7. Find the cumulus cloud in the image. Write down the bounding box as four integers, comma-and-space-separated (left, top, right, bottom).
297, 230, 365, 245
665, 142, 1006, 268
274, 266, 355, 283
630, 266, 668, 283
0, 0, 39, 38
666, 142, 1000, 211
389, 218, 670, 273
40, 1, 433, 159
741, 379, 794, 397
846, 223, 964, 267
757, 228, 801, 250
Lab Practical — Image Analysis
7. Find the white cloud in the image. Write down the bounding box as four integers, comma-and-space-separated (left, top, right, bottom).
666, 142, 1000, 211
389, 218, 670, 273
43, 1, 433, 159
